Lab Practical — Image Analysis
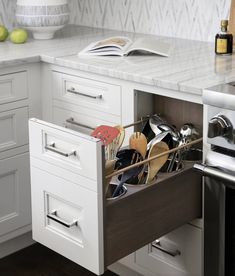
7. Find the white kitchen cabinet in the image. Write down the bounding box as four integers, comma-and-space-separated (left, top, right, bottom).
135, 224, 202, 276
0, 71, 28, 105
0, 153, 31, 240
0, 64, 41, 251
29, 117, 201, 275
0, 107, 29, 152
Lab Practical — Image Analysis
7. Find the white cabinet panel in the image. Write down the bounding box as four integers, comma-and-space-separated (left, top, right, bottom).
0, 153, 31, 238
52, 71, 121, 116
52, 105, 120, 135
29, 118, 103, 191
0, 71, 28, 105
29, 118, 104, 275
136, 224, 202, 276
0, 107, 28, 152
30, 166, 104, 275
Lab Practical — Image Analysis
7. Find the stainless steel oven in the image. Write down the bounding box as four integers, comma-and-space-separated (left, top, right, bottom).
195, 83, 235, 276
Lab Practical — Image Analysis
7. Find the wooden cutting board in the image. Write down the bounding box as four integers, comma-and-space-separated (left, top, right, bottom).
229, 0, 235, 41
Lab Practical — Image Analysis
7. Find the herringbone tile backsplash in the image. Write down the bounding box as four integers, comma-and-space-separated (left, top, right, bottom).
0, 0, 232, 41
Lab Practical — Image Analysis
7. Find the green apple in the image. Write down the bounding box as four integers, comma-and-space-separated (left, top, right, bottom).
10, 29, 28, 44
0, 25, 8, 42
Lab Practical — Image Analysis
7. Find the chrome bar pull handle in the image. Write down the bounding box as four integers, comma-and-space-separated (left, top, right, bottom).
151, 240, 181, 257
194, 163, 235, 184
45, 143, 76, 157
67, 87, 103, 99
47, 210, 78, 228
66, 117, 95, 130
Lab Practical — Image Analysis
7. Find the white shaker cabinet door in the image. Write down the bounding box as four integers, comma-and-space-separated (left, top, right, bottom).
29, 118, 105, 275
0, 153, 31, 239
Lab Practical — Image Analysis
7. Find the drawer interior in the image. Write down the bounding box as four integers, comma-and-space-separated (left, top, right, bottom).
104, 161, 202, 266
104, 92, 203, 266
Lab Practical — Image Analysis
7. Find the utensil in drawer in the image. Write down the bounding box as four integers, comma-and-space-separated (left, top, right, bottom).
91, 125, 120, 146
129, 132, 147, 158
112, 151, 144, 197
108, 125, 125, 159
112, 163, 143, 198
146, 141, 169, 184
104, 160, 116, 195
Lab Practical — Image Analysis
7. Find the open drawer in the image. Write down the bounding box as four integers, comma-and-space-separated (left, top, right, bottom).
29, 118, 202, 275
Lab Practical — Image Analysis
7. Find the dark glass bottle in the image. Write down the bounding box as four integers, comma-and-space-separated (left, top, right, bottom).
215, 20, 233, 55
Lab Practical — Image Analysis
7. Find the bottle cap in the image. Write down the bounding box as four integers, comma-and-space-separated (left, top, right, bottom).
221, 20, 229, 27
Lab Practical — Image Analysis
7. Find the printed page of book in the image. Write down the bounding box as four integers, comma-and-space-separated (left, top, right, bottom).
125, 37, 171, 57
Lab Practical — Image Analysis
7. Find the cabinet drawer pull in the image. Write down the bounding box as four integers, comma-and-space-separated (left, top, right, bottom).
151, 240, 181, 257
67, 87, 103, 99
47, 210, 78, 228
66, 117, 95, 130
45, 143, 76, 157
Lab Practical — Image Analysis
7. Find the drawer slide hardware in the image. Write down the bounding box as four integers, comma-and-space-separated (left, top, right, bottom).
47, 210, 78, 228
66, 117, 95, 130
45, 143, 76, 157
67, 87, 103, 99
152, 239, 181, 257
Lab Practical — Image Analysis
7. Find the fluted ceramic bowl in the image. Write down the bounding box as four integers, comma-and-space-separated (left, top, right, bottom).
16, 0, 69, 39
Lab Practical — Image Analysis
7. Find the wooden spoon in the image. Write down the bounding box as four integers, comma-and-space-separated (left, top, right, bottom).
104, 160, 116, 195
129, 132, 147, 158
146, 141, 169, 184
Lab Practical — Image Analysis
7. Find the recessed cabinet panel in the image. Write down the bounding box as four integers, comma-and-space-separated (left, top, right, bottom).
0, 153, 31, 238
29, 119, 103, 192
30, 166, 104, 275
0, 107, 28, 152
52, 72, 121, 116
135, 224, 202, 276
0, 71, 28, 105
52, 105, 120, 135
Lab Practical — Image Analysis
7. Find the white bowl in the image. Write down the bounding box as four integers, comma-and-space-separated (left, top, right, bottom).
16, 0, 69, 40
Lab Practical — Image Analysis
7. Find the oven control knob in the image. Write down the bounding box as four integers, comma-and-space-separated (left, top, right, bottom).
208, 115, 232, 138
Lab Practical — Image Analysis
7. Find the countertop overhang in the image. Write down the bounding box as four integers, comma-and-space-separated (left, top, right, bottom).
1, 25, 235, 95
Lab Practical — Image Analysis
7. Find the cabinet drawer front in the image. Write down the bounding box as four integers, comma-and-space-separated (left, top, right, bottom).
29, 118, 103, 192
52, 106, 120, 135
52, 72, 121, 116
0, 71, 28, 105
30, 165, 104, 275
135, 224, 202, 276
0, 107, 28, 152
0, 153, 31, 238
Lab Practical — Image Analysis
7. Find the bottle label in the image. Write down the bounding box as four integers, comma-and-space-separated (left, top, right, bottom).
217, 39, 227, 53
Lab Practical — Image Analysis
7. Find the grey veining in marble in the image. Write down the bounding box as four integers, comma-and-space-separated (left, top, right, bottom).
0, 25, 235, 96
0, 0, 232, 41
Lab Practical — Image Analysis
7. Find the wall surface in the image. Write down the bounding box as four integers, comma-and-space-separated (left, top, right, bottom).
0, 0, 232, 41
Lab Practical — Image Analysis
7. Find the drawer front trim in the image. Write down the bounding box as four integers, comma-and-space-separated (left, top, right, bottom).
0, 71, 28, 105
52, 72, 121, 116
0, 107, 29, 152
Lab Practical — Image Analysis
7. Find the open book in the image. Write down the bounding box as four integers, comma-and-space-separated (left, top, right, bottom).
78, 36, 171, 57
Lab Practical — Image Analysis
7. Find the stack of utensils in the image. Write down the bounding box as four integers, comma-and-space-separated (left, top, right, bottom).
90, 114, 201, 199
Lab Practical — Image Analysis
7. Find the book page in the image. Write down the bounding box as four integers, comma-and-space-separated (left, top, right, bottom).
92, 37, 132, 50
125, 37, 171, 57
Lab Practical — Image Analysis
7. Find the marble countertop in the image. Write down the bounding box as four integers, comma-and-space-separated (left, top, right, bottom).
1, 25, 235, 95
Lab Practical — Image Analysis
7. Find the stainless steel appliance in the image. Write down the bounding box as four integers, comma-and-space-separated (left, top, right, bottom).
194, 83, 235, 276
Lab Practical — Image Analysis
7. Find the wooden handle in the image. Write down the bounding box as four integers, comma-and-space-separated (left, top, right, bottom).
123, 117, 148, 129
105, 137, 202, 179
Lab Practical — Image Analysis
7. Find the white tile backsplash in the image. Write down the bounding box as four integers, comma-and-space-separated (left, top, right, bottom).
0, 0, 232, 41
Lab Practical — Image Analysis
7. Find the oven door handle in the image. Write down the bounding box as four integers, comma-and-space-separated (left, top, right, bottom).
194, 163, 235, 185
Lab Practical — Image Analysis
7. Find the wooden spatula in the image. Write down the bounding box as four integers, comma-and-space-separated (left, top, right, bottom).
146, 141, 169, 184
129, 132, 147, 158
